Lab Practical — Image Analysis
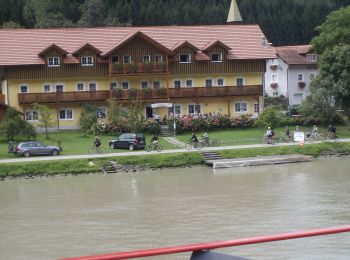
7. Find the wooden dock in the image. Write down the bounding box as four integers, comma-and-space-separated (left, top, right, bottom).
205, 154, 314, 169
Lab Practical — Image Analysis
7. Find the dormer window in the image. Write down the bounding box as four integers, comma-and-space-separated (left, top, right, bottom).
81, 56, 94, 66
48, 57, 60, 67
111, 55, 119, 63
212, 53, 223, 62
155, 55, 163, 62
179, 54, 191, 63
306, 54, 317, 62
143, 55, 151, 63
123, 56, 131, 64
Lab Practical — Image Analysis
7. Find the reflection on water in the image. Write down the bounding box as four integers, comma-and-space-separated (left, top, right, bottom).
0, 157, 350, 260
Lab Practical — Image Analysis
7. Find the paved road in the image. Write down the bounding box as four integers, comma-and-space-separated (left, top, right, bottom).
1, 139, 349, 164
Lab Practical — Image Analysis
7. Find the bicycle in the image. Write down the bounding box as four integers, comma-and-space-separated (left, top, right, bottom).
88, 145, 106, 154
145, 142, 162, 152
185, 141, 202, 150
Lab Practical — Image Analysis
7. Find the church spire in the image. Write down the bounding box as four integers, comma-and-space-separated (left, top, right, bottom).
227, 0, 243, 24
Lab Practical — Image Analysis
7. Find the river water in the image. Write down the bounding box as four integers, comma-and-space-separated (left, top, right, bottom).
0, 157, 349, 260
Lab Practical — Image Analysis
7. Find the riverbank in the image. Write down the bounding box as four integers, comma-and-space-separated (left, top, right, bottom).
1, 142, 349, 180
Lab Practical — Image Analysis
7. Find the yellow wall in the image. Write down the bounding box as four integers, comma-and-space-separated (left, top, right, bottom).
7, 72, 263, 128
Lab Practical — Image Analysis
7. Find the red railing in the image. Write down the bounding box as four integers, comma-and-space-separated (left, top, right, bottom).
62, 225, 350, 260
18, 91, 110, 104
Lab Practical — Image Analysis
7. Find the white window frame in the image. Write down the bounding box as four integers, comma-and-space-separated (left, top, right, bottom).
155, 54, 163, 62
298, 74, 304, 81
185, 79, 193, 88
271, 74, 278, 83
55, 84, 64, 92
306, 54, 317, 62
25, 109, 39, 121
111, 55, 119, 63
19, 85, 28, 93
216, 78, 225, 87
123, 55, 131, 64
48, 57, 60, 67
59, 108, 74, 121
188, 104, 201, 114
173, 80, 181, 88
234, 102, 248, 113
205, 78, 213, 87
81, 56, 94, 66
236, 76, 245, 87
254, 103, 259, 113
153, 80, 161, 89
43, 84, 52, 93
76, 82, 85, 91
88, 81, 97, 91
97, 107, 107, 119
179, 54, 191, 64
121, 81, 130, 90
110, 82, 118, 90
169, 104, 181, 115
211, 53, 223, 62
140, 81, 149, 89
143, 55, 151, 63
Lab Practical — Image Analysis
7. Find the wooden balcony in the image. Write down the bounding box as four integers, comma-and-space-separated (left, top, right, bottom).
109, 62, 169, 75
168, 85, 262, 99
18, 91, 110, 105
17, 85, 262, 105
0, 94, 5, 104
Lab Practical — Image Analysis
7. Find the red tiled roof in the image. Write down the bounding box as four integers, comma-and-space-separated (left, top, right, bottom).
202, 40, 231, 51
275, 45, 313, 65
0, 24, 276, 66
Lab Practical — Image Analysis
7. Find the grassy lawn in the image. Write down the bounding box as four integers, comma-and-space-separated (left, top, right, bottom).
0, 130, 178, 159
1, 126, 349, 159
175, 126, 350, 146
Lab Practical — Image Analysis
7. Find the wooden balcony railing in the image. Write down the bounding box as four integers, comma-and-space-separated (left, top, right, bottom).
109, 62, 169, 75
18, 91, 110, 105
0, 94, 5, 104
17, 85, 262, 105
168, 85, 262, 98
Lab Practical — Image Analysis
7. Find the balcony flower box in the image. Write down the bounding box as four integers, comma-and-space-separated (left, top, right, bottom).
156, 87, 167, 97
144, 62, 152, 73
112, 63, 123, 73
129, 62, 137, 74
112, 88, 123, 99
129, 88, 138, 99
270, 82, 278, 89
270, 64, 278, 70
298, 81, 306, 88
143, 88, 152, 99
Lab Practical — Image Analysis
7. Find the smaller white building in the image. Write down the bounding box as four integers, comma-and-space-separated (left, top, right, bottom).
265, 45, 319, 106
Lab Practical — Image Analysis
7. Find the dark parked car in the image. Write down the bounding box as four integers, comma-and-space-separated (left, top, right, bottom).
109, 133, 146, 151
15, 141, 62, 157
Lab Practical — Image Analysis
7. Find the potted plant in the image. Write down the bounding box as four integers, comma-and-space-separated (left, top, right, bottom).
112, 88, 123, 99
112, 63, 123, 73
270, 64, 278, 70
144, 62, 152, 73
156, 87, 167, 97
298, 81, 306, 88
156, 61, 167, 72
270, 82, 278, 89
143, 88, 152, 99
129, 62, 137, 73
129, 88, 138, 99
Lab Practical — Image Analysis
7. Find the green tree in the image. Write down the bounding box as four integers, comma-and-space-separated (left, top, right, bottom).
128, 100, 145, 132
312, 5, 350, 54
77, 0, 106, 27
33, 103, 55, 139
78, 104, 97, 136
307, 6, 350, 126
256, 106, 289, 129
0, 107, 28, 141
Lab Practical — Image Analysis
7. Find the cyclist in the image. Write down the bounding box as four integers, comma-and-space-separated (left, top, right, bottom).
265, 127, 274, 144
285, 126, 290, 143
306, 129, 311, 141
328, 125, 337, 139
93, 137, 101, 149
190, 131, 199, 145
202, 132, 209, 146
312, 125, 319, 134
151, 134, 159, 144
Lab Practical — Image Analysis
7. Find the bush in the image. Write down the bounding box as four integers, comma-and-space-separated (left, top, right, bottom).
255, 106, 289, 129
142, 119, 160, 134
